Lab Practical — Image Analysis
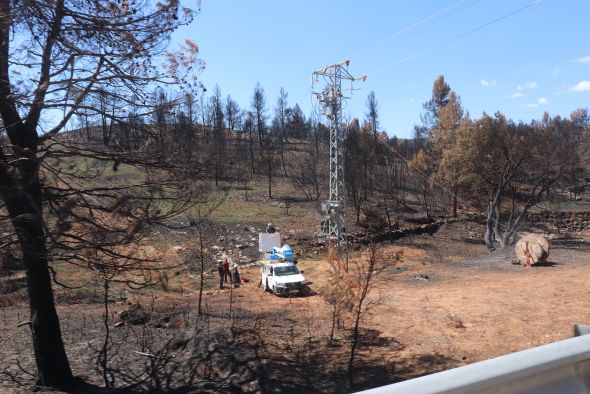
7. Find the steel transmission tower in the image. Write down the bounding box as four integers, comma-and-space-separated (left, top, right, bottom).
312, 60, 365, 246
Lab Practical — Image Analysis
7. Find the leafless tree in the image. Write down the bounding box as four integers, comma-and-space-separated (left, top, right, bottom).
251, 83, 267, 148
274, 87, 289, 177
0, 0, 203, 387
260, 134, 278, 199
209, 85, 226, 186
243, 112, 257, 175
346, 245, 402, 388
224, 94, 240, 133
365, 91, 379, 136
285, 104, 309, 140
322, 246, 354, 341
289, 139, 322, 200
345, 119, 370, 224
172, 93, 197, 163
153, 87, 172, 155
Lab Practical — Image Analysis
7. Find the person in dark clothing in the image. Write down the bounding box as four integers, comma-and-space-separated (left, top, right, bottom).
217, 261, 225, 289
222, 259, 232, 284
232, 265, 241, 288
267, 222, 276, 234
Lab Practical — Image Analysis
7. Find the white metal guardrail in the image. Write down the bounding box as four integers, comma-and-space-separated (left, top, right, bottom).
357, 334, 590, 394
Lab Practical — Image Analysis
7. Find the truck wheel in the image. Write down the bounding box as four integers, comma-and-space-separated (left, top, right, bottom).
265, 279, 269, 292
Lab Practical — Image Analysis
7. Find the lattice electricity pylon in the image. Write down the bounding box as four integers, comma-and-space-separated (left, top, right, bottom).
312, 60, 366, 246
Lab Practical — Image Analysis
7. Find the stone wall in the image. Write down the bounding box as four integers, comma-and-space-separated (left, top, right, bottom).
528, 211, 590, 232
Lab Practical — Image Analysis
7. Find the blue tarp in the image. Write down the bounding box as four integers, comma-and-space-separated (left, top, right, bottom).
267, 244, 294, 261
281, 244, 293, 258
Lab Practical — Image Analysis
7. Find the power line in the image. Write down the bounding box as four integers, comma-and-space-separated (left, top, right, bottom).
374, 0, 543, 73
351, 0, 482, 59
438, 0, 543, 48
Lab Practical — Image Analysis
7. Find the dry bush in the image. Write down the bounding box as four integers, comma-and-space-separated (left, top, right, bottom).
447, 314, 466, 329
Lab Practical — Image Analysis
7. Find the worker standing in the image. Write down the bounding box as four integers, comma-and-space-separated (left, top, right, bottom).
267, 222, 276, 233
217, 260, 225, 289
232, 265, 241, 288
222, 258, 232, 284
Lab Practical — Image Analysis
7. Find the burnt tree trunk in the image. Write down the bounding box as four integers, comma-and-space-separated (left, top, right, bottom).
248, 129, 255, 175
452, 188, 458, 218
267, 155, 273, 199
484, 200, 497, 250
0, 123, 72, 387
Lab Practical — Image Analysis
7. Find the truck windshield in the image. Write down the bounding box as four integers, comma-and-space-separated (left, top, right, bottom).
273, 265, 300, 276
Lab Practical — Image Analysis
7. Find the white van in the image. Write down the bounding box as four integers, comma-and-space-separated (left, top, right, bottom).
260, 261, 307, 296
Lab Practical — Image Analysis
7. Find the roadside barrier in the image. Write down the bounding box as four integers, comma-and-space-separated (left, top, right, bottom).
357, 334, 590, 394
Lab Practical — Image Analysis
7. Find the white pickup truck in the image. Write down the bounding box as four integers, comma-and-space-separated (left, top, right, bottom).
260, 261, 307, 296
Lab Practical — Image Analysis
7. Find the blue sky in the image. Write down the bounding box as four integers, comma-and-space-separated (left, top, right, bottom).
175, 0, 590, 138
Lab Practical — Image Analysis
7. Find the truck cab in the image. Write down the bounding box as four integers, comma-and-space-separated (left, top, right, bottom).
260, 261, 307, 296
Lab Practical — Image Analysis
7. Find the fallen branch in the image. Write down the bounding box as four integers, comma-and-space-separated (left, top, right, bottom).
16, 321, 32, 328
133, 351, 175, 359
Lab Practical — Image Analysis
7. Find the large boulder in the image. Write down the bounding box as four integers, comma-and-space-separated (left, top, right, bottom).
515, 234, 550, 266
